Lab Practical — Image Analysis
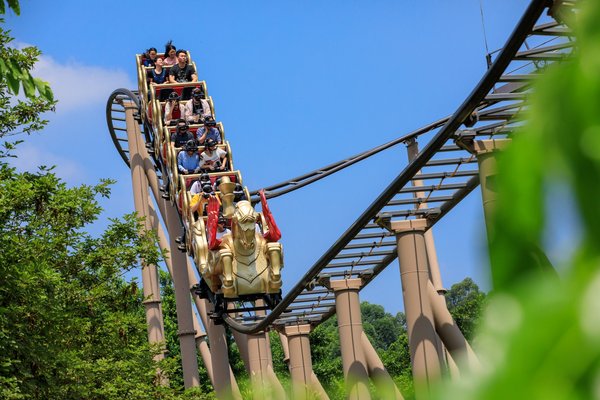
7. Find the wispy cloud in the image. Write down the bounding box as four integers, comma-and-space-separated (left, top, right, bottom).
11, 144, 86, 183
34, 56, 134, 112
17, 44, 136, 113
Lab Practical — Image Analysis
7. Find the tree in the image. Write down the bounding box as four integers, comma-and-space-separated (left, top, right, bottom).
0, 165, 166, 399
361, 301, 406, 351
0, 5, 54, 142
444, 278, 486, 340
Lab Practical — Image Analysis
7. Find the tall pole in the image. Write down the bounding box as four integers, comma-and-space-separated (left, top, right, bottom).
392, 219, 443, 398
123, 104, 166, 365
405, 138, 445, 292
473, 139, 511, 238
163, 198, 201, 388
331, 278, 371, 400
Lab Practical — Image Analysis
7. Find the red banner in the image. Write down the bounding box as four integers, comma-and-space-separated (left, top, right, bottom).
207, 195, 222, 250
259, 189, 281, 242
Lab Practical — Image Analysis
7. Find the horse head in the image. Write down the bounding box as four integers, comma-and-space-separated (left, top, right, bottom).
232, 200, 258, 252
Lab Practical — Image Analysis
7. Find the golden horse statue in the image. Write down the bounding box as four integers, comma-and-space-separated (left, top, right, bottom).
215, 200, 282, 298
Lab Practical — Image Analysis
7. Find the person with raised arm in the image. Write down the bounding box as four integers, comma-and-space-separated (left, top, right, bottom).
197, 117, 221, 145
164, 92, 183, 126
170, 119, 195, 148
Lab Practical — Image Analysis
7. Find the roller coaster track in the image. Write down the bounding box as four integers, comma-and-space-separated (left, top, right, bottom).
107, 0, 576, 335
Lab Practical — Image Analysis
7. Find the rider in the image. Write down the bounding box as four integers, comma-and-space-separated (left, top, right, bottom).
177, 140, 201, 175
170, 119, 195, 148
184, 87, 212, 124
200, 139, 227, 172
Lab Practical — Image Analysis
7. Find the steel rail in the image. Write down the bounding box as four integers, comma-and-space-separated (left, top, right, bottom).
248, 117, 450, 203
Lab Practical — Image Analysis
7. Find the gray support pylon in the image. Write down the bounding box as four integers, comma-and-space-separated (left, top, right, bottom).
256, 300, 286, 399
148, 200, 215, 380
245, 299, 286, 400
391, 219, 443, 397
124, 105, 198, 387
285, 324, 330, 400
206, 301, 240, 399
285, 324, 313, 400
473, 139, 511, 238
230, 315, 251, 373
405, 137, 445, 292
427, 280, 480, 372
279, 331, 291, 367
163, 202, 201, 388
184, 260, 242, 400
330, 278, 371, 400
360, 332, 404, 400
123, 104, 166, 381
247, 331, 272, 399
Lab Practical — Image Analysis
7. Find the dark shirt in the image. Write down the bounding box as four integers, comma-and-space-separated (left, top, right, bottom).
169, 64, 195, 82
150, 68, 167, 84
171, 131, 195, 148
143, 58, 156, 67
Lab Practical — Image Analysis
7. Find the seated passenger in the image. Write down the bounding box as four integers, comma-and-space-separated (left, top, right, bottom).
149, 57, 168, 85
143, 47, 158, 67
163, 40, 177, 66
184, 88, 212, 124
178, 140, 201, 175
190, 173, 213, 195
197, 117, 221, 145
170, 119, 195, 148
200, 139, 227, 172
216, 217, 231, 240
169, 50, 197, 83
164, 92, 183, 126
190, 174, 214, 215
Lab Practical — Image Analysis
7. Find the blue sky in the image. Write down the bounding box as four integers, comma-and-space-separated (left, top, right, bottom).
6, 0, 576, 315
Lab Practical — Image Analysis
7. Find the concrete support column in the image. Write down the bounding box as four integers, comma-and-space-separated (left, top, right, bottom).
392, 219, 443, 397
164, 203, 200, 388
405, 137, 445, 293
473, 139, 510, 237
285, 324, 314, 400
247, 331, 272, 399
124, 104, 166, 361
427, 280, 480, 372
331, 278, 371, 400
360, 332, 404, 400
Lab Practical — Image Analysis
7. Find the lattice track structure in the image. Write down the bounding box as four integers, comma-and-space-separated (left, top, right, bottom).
107, 0, 576, 336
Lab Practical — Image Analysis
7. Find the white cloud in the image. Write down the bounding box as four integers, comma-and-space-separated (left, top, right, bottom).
30, 52, 135, 113
11, 144, 86, 183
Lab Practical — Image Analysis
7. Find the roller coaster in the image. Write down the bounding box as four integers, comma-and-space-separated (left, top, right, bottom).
106, 0, 577, 397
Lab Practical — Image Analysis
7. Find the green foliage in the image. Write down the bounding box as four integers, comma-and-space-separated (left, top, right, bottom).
433, 3, 600, 399
0, 163, 167, 399
0, 21, 55, 140
0, 0, 20, 16
362, 302, 406, 351
310, 316, 343, 387
444, 278, 486, 340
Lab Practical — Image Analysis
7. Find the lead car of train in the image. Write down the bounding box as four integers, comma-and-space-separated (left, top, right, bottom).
135, 50, 283, 319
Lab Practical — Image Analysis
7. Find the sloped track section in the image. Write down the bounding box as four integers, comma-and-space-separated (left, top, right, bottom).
224, 0, 576, 334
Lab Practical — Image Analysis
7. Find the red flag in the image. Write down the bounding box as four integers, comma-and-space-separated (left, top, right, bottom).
259, 190, 281, 242
207, 195, 222, 250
